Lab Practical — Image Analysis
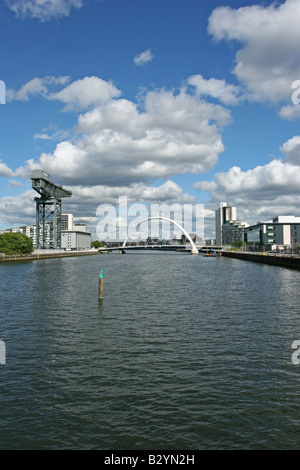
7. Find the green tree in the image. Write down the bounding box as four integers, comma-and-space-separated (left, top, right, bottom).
0, 232, 33, 255
91, 240, 105, 248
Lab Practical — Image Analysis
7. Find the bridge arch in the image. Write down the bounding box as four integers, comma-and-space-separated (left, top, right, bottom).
122, 216, 199, 255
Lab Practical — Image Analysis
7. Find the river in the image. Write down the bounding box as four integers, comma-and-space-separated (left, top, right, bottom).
0, 251, 299, 449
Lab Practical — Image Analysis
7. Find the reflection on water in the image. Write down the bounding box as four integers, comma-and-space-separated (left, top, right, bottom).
0, 252, 299, 449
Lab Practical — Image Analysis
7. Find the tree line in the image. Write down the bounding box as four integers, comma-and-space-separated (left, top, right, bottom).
0, 233, 33, 255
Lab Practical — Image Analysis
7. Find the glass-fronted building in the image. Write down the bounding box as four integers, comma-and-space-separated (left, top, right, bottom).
243, 216, 300, 248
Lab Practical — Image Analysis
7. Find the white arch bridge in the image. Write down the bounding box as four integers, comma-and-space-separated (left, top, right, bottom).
101, 216, 200, 255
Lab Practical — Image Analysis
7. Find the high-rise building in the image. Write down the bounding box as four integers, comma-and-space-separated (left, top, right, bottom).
215, 202, 237, 245
61, 214, 74, 231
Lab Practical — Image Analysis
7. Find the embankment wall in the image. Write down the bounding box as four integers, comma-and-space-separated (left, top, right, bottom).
221, 251, 300, 270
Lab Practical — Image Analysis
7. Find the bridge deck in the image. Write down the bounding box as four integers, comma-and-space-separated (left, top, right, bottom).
98, 245, 221, 252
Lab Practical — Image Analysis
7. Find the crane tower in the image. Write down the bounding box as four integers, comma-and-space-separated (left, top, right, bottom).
31, 170, 72, 249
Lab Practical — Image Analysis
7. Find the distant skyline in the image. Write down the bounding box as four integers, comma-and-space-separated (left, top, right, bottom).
0, 0, 300, 238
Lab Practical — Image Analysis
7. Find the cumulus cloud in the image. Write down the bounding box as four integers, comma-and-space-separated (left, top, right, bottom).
49, 76, 122, 111
195, 161, 300, 198
67, 180, 194, 213
278, 104, 300, 121
194, 136, 300, 225
208, 0, 300, 105
0, 190, 35, 227
18, 81, 231, 186
0, 180, 194, 234
5, 0, 83, 21
7, 75, 232, 234
7, 75, 121, 112
134, 49, 154, 66
280, 135, 300, 165
187, 74, 243, 106
0, 161, 14, 177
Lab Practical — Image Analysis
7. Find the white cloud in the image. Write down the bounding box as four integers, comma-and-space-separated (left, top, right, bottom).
49, 76, 122, 111
0, 180, 195, 234
7, 76, 70, 102
280, 135, 300, 165
208, 0, 300, 104
5, 0, 83, 21
8, 75, 232, 232
7, 75, 121, 112
33, 129, 70, 141
68, 180, 193, 210
278, 104, 300, 121
18, 82, 231, 186
0, 161, 14, 177
0, 190, 35, 227
195, 160, 300, 197
187, 74, 243, 105
134, 49, 154, 66
194, 136, 300, 225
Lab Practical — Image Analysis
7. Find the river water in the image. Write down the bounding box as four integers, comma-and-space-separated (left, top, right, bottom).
0, 251, 299, 449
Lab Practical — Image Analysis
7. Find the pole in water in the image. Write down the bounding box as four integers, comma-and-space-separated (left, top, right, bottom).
99, 269, 104, 300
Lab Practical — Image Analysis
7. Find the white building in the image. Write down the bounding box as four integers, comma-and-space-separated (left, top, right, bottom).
61, 230, 91, 250
244, 215, 300, 249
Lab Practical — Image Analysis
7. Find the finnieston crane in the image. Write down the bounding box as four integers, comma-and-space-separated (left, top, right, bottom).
31, 170, 72, 249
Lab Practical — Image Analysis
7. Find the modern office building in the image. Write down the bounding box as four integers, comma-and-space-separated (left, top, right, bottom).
215, 202, 237, 245
61, 230, 91, 250
244, 216, 300, 248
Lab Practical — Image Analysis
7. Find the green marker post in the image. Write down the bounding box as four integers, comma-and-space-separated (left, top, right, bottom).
99, 269, 104, 300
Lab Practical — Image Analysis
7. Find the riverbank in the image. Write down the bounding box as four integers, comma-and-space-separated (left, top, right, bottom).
221, 250, 300, 269
0, 250, 100, 263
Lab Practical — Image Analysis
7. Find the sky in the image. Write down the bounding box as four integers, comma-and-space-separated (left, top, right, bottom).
0, 0, 300, 239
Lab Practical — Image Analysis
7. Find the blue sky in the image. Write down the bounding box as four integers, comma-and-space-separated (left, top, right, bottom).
0, 0, 300, 238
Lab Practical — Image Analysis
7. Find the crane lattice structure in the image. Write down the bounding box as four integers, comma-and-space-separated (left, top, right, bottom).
31, 170, 72, 249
